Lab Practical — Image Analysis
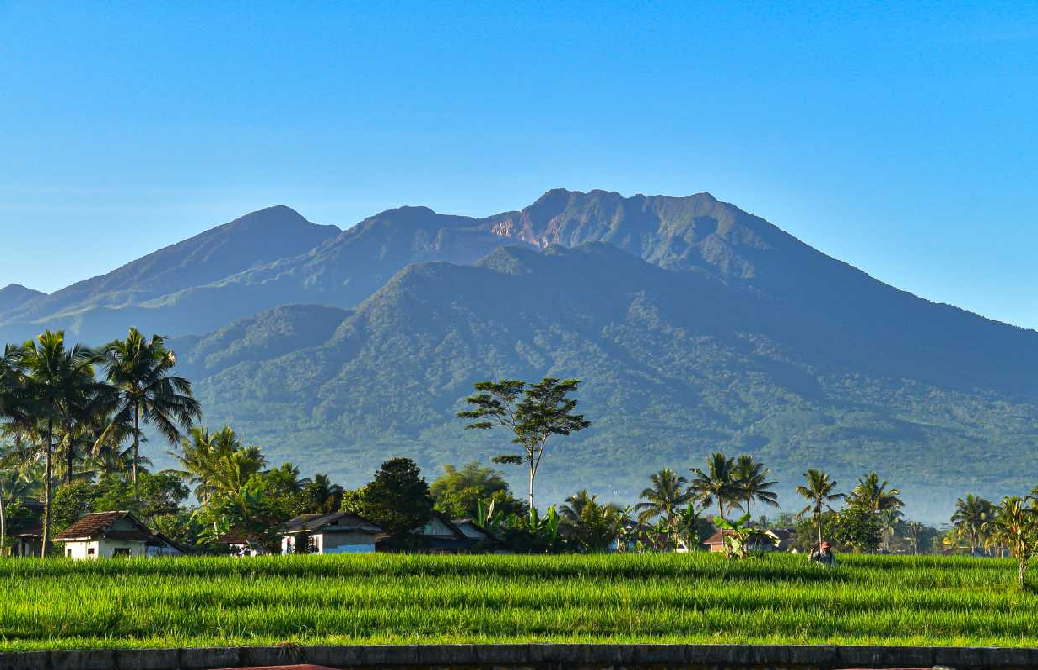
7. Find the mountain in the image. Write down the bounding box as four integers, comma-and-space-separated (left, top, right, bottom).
0, 206, 340, 341
2, 189, 1035, 517
0, 285, 45, 315
182, 243, 1037, 518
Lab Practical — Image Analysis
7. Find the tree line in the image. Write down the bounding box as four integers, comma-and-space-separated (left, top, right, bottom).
2, 333, 1036, 587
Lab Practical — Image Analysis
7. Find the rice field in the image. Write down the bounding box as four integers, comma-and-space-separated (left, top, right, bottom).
0, 552, 1035, 651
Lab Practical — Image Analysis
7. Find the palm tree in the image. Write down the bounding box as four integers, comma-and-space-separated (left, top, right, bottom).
560, 489, 597, 525
173, 426, 265, 503
877, 508, 901, 552
634, 468, 693, 524
300, 473, 345, 514
846, 472, 904, 514
905, 521, 925, 554
984, 496, 1038, 589
690, 452, 740, 521
951, 494, 994, 555
732, 455, 779, 516
102, 328, 201, 493
16, 331, 101, 556
794, 469, 843, 549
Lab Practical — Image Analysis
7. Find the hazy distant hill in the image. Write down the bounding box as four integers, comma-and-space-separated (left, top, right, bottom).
0, 205, 340, 341
2, 190, 1035, 517
0, 284, 45, 316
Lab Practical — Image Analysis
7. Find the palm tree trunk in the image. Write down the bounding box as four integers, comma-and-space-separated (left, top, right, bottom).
42, 419, 53, 558
0, 482, 6, 558
65, 425, 74, 486
132, 407, 140, 496
816, 509, 823, 548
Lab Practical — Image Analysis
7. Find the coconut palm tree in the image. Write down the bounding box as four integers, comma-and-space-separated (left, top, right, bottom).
634, 468, 693, 524
984, 496, 1038, 589
16, 331, 101, 556
877, 508, 902, 552
173, 426, 265, 503
905, 521, 925, 554
690, 452, 741, 521
794, 469, 843, 549
102, 328, 201, 493
846, 472, 904, 514
733, 455, 779, 516
300, 473, 345, 514
951, 494, 995, 555
560, 489, 597, 525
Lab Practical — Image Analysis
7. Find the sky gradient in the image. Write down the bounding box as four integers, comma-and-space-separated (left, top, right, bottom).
1, 2, 1035, 329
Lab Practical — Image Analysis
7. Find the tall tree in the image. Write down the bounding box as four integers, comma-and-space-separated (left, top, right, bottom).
794, 469, 844, 549
102, 328, 201, 493
458, 377, 590, 511
689, 452, 740, 521
16, 331, 101, 557
951, 494, 995, 555
733, 455, 779, 516
634, 468, 693, 525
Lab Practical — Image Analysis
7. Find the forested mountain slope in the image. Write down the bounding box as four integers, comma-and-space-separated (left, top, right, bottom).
182, 244, 1038, 517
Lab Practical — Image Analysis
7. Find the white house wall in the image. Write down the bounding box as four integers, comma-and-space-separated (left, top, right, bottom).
64, 539, 148, 560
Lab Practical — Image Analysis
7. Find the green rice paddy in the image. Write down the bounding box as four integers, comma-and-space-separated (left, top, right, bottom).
0, 552, 1034, 650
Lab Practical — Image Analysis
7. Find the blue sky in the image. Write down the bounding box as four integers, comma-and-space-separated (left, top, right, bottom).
1, 2, 1035, 329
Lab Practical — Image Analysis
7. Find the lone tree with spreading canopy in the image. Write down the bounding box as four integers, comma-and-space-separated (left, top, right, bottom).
458, 377, 590, 511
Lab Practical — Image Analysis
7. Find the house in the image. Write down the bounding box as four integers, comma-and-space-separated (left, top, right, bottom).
452, 518, 504, 551
53, 511, 184, 559
378, 512, 475, 553
215, 526, 265, 557
12, 527, 42, 557
279, 512, 383, 554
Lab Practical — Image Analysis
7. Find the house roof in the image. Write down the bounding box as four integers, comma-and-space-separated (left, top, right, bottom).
704, 530, 731, 545
54, 511, 146, 541
215, 526, 252, 545
452, 519, 500, 542
280, 512, 382, 535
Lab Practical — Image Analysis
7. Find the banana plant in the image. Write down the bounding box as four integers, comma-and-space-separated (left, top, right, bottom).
714, 513, 780, 559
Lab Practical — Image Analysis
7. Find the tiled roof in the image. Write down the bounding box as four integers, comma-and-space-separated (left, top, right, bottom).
54, 511, 132, 541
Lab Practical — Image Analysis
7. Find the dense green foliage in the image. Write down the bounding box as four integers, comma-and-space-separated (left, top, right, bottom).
429, 461, 527, 520
345, 458, 434, 535
1, 553, 1038, 650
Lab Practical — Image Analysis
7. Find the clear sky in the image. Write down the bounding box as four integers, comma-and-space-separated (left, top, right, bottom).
1, 2, 1035, 329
